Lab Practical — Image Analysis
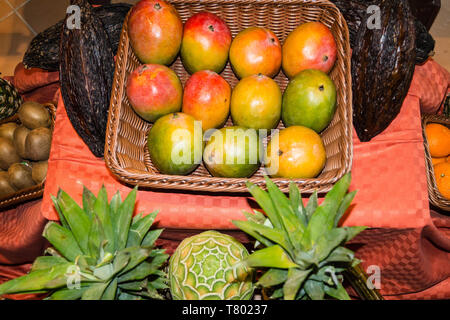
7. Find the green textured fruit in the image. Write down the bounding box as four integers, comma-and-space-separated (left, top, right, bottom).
169, 230, 254, 300
0, 78, 22, 121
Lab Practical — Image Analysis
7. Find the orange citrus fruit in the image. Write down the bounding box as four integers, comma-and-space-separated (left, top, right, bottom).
432, 157, 447, 166
265, 126, 326, 178
434, 162, 450, 200
425, 123, 450, 158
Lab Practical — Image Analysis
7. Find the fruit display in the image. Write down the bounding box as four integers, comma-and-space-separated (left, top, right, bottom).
351, 0, 416, 142
265, 126, 326, 179
182, 70, 231, 131
203, 126, 261, 178
425, 122, 450, 200
60, 0, 115, 158
282, 69, 337, 133
169, 230, 254, 300
232, 173, 366, 300
0, 187, 169, 300
230, 74, 282, 130
282, 21, 337, 79
0, 78, 22, 121
148, 113, 203, 175
128, 0, 183, 65
23, 3, 132, 71
229, 27, 282, 79
122, 0, 341, 181
127, 64, 183, 123
0, 101, 52, 199
181, 12, 232, 74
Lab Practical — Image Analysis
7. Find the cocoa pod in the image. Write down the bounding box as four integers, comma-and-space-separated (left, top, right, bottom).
59, 0, 115, 157
351, 0, 416, 142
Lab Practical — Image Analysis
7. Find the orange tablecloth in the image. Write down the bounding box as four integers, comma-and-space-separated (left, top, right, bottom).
40, 92, 430, 229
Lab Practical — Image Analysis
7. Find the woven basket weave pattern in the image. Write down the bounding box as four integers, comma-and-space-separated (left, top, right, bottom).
0, 103, 56, 209
105, 0, 353, 193
422, 114, 450, 211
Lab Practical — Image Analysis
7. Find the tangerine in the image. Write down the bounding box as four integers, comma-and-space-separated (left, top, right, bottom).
434, 162, 450, 200
425, 123, 450, 158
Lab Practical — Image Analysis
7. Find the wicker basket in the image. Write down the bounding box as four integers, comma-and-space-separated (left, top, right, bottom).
0, 103, 56, 210
105, 0, 353, 193
422, 114, 450, 211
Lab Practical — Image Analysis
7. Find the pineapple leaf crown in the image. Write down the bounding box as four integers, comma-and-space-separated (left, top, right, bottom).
0, 186, 169, 300
232, 173, 367, 300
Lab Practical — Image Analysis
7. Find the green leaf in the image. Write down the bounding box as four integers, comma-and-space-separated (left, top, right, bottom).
31, 256, 68, 272
343, 226, 367, 242
46, 286, 88, 300
118, 260, 164, 283
94, 186, 115, 252
270, 288, 284, 299
51, 190, 69, 229
244, 245, 298, 269
301, 173, 351, 249
246, 181, 283, 231
127, 212, 158, 247
0, 263, 74, 295
257, 268, 288, 287
57, 190, 92, 254
305, 191, 318, 222
324, 282, 351, 300
315, 228, 348, 262
141, 229, 164, 248
118, 247, 151, 276
232, 220, 291, 251
232, 220, 273, 248
87, 214, 106, 263
304, 279, 325, 300
243, 210, 266, 225
265, 177, 304, 248
289, 182, 307, 227
82, 186, 97, 220
102, 278, 117, 300
283, 268, 311, 300
321, 246, 355, 266
118, 291, 143, 300
334, 191, 357, 227
42, 222, 83, 261
118, 280, 146, 291
82, 282, 110, 300
115, 188, 137, 250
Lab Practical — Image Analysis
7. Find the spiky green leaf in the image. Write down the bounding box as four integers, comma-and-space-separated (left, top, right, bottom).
94, 186, 115, 252
232, 220, 273, 248
141, 229, 164, 248
244, 245, 298, 269
283, 268, 311, 300
82, 186, 97, 220
102, 278, 117, 300
257, 268, 288, 287
128, 212, 158, 247
232, 220, 291, 251
57, 190, 91, 254
289, 182, 307, 227
46, 286, 88, 300
42, 222, 83, 261
324, 282, 351, 300
246, 181, 283, 230
31, 256, 68, 272
82, 281, 110, 300
304, 279, 325, 300
115, 188, 137, 250
334, 191, 357, 227
305, 191, 318, 221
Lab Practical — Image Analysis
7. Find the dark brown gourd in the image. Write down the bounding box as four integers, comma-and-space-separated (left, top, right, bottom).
350, 0, 416, 142
59, 0, 115, 157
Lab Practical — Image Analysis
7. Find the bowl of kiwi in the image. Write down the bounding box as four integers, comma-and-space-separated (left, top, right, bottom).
0, 101, 55, 210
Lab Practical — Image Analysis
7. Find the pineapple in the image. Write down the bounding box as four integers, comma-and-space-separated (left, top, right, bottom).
0, 186, 169, 300
0, 78, 22, 121
232, 173, 366, 300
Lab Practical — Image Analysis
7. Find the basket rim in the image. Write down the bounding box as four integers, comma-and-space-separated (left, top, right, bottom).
104, 0, 353, 194
422, 113, 450, 211
0, 103, 56, 210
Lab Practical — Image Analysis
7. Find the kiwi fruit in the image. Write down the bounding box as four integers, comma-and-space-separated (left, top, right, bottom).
13, 125, 30, 158
25, 127, 52, 161
0, 137, 22, 170
0, 122, 19, 141
0, 171, 16, 198
18, 101, 51, 129
8, 163, 35, 190
32, 161, 48, 184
